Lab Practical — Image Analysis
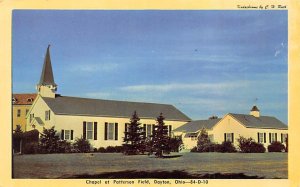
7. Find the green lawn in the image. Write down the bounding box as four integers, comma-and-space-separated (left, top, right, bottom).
13, 152, 287, 179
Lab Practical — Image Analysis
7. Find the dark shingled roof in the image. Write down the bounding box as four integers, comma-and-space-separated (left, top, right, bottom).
229, 113, 287, 129
38, 45, 57, 86
251, 105, 260, 111
42, 96, 191, 121
173, 118, 221, 132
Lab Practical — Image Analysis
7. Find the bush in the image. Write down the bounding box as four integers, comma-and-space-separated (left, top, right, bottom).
237, 136, 266, 153
73, 138, 91, 153
167, 137, 183, 152
57, 140, 72, 153
23, 142, 39, 154
191, 142, 236, 153
98, 147, 106, 153
97, 146, 124, 153
268, 141, 285, 152
217, 141, 237, 153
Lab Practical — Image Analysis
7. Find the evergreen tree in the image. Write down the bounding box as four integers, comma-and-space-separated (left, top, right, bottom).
39, 126, 60, 153
13, 125, 23, 153
196, 128, 212, 152
152, 113, 169, 157
123, 111, 144, 155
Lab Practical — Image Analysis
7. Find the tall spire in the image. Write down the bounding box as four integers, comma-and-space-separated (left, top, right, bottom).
38, 45, 56, 86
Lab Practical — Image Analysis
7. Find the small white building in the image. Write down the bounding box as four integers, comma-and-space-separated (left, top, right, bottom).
174, 106, 288, 151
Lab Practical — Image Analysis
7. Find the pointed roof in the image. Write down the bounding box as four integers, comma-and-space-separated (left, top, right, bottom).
38, 45, 56, 86
251, 105, 260, 111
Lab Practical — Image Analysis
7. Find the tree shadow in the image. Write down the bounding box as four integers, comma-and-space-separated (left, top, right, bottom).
61, 170, 265, 179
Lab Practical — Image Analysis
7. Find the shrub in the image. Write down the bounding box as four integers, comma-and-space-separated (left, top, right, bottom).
57, 140, 72, 153
196, 128, 212, 152
268, 141, 285, 152
191, 147, 197, 152
237, 136, 266, 153
98, 147, 106, 153
73, 138, 91, 153
167, 137, 182, 152
97, 146, 124, 153
217, 141, 237, 153
23, 142, 39, 154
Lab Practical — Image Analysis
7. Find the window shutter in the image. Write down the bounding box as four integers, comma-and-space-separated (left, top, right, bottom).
105, 122, 108, 140
83, 121, 86, 140
281, 133, 283, 143
143, 124, 146, 137
71, 130, 73, 140
269, 133, 271, 143
275, 133, 277, 142
257, 133, 259, 143
125, 123, 128, 133
264, 133, 266, 143
115, 123, 118, 140
49, 110, 50, 120
152, 124, 155, 135
231, 133, 234, 143
94, 122, 98, 140
61, 130, 64, 140
169, 125, 172, 137
224, 133, 226, 142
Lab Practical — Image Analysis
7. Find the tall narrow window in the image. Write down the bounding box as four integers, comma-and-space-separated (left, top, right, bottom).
108, 123, 114, 140
146, 124, 152, 137
65, 130, 70, 140
17, 109, 21, 117
225, 133, 233, 142
86, 122, 93, 140
258, 133, 264, 143
269, 133, 276, 143
104, 122, 118, 141
30, 113, 34, 122
26, 109, 29, 115
281, 133, 288, 143
45, 110, 50, 121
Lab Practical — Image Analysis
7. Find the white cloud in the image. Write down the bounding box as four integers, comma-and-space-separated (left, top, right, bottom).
69, 63, 119, 73
85, 92, 111, 99
119, 82, 246, 93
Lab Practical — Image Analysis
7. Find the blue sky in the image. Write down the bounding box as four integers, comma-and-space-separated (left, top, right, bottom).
12, 10, 288, 123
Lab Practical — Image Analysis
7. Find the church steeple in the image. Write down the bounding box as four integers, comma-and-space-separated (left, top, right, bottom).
36, 45, 57, 98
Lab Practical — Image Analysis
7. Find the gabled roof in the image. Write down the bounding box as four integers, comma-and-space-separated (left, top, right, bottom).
173, 118, 221, 132
38, 45, 56, 86
229, 113, 287, 129
41, 96, 191, 121
12, 93, 37, 105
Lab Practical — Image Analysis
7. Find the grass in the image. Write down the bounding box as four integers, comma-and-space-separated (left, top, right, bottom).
13, 152, 287, 179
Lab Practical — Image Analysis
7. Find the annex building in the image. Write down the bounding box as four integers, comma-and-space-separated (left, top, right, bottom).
174, 106, 288, 151
26, 46, 191, 148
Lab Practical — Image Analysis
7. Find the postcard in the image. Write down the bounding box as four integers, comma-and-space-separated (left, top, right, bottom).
0, 0, 299, 187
